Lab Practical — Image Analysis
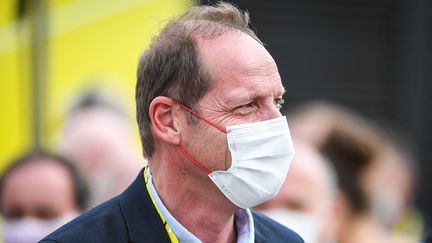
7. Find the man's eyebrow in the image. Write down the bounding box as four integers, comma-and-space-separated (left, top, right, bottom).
224, 87, 255, 104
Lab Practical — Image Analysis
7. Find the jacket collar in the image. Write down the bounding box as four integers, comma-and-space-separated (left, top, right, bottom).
119, 168, 171, 243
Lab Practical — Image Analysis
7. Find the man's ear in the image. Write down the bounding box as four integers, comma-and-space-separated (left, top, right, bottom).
149, 96, 180, 145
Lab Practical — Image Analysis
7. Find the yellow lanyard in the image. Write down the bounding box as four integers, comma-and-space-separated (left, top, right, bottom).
143, 166, 179, 243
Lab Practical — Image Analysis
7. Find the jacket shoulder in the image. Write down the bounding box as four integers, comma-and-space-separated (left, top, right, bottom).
40, 196, 129, 243
252, 211, 304, 243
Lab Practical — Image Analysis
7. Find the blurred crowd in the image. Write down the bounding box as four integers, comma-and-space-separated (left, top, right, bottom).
0, 89, 144, 242
257, 101, 422, 243
0, 90, 424, 243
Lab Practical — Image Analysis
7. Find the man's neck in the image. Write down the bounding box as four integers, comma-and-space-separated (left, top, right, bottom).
149, 154, 239, 243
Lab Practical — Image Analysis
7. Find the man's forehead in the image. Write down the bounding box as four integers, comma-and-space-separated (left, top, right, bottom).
197, 32, 277, 71
196, 30, 270, 65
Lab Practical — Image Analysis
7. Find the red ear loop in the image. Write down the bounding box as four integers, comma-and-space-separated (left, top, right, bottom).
178, 144, 211, 174
175, 101, 227, 174
175, 102, 226, 133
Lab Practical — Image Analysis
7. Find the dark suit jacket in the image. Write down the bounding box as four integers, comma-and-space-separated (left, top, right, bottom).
40, 169, 303, 243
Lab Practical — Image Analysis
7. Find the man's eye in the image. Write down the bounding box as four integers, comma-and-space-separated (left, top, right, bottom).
4, 207, 24, 219
242, 102, 254, 108
234, 102, 256, 115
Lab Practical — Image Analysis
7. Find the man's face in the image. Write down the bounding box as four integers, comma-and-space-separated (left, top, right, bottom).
179, 31, 284, 172
1, 159, 77, 220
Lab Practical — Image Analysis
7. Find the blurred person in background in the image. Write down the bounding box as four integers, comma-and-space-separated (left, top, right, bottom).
320, 126, 395, 243
60, 89, 144, 207
365, 127, 421, 242
288, 101, 422, 243
255, 140, 340, 243
0, 150, 88, 243
287, 101, 363, 148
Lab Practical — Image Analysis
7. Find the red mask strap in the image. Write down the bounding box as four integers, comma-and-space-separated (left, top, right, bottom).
176, 102, 226, 133
178, 144, 211, 174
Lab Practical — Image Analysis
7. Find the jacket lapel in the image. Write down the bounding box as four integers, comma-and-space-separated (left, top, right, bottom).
119, 169, 171, 243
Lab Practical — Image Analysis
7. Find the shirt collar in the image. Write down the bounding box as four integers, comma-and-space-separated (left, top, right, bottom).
146, 168, 254, 243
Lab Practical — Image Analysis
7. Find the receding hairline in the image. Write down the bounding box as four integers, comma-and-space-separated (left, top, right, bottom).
157, 3, 263, 47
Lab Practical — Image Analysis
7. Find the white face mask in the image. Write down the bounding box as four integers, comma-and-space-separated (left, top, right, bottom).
3, 213, 76, 243
262, 209, 320, 243
177, 102, 295, 209
209, 116, 295, 208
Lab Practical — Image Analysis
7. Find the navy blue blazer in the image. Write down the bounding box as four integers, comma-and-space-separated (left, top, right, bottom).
40, 169, 303, 243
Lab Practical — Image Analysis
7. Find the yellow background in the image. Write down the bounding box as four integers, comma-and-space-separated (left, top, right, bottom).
0, 0, 192, 171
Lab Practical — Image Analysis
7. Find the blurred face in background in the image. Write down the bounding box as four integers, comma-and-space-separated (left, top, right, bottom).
256, 142, 339, 243
62, 108, 134, 175
363, 144, 416, 228
61, 107, 143, 206
1, 159, 79, 243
